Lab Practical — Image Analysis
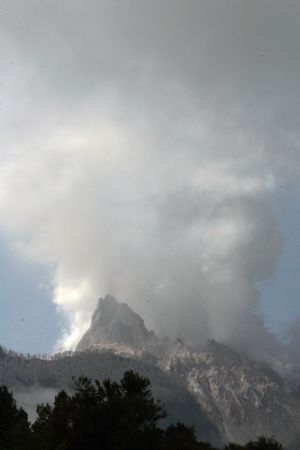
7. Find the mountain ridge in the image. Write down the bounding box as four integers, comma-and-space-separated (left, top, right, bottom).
1, 295, 300, 448
75, 295, 300, 447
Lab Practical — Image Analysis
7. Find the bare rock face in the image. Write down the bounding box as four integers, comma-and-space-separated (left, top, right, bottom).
76, 295, 158, 354
161, 339, 300, 445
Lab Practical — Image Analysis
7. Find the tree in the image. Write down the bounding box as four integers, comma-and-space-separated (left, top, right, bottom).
32, 391, 72, 450
161, 422, 218, 450
245, 436, 284, 450
0, 385, 32, 450
225, 436, 285, 450
33, 370, 166, 450
0, 372, 286, 450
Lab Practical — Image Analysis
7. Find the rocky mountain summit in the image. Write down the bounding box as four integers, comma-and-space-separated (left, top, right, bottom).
77, 295, 160, 355
76, 295, 300, 448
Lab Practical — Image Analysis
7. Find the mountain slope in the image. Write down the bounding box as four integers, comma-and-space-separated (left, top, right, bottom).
2, 295, 300, 448
76, 295, 300, 447
161, 339, 300, 444
0, 346, 220, 444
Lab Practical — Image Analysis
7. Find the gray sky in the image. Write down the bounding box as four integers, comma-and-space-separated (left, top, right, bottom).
0, 1, 300, 362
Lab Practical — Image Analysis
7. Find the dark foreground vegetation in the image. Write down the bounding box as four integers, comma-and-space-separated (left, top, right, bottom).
0, 370, 284, 450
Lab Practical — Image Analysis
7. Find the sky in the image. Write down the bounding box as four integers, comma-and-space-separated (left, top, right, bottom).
0, 0, 300, 363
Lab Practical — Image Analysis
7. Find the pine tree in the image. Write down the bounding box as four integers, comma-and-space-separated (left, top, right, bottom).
0, 385, 32, 450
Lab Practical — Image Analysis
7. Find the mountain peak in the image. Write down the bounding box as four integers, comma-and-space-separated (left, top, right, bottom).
76, 295, 156, 352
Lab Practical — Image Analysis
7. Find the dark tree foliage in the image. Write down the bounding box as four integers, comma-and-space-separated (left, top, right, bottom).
161, 422, 218, 449
225, 444, 246, 450
245, 436, 284, 449
33, 370, 166, 450
225, 436, 285, 450
0, 385, 32, 450
0, 371, 286, 450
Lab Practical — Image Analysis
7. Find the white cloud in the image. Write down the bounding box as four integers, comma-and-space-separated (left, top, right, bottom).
0, 0, 299, 360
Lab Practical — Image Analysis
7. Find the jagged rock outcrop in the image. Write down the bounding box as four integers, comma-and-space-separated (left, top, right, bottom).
76, 295, 171, 358
75, 295, 300, 448
161, 339, 300, 444
76, 295, 157, 352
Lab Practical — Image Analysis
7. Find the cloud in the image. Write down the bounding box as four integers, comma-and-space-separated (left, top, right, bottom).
0, 0, 300, 359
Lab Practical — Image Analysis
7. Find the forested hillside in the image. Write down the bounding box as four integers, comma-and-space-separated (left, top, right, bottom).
0, 346, 220, 445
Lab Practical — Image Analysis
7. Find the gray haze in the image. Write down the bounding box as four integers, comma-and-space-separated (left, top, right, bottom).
14, 387, 58, 422
0, 1, 300, 360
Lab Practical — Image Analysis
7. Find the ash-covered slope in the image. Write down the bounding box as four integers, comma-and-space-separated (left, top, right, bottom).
76, 295, 300, 448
